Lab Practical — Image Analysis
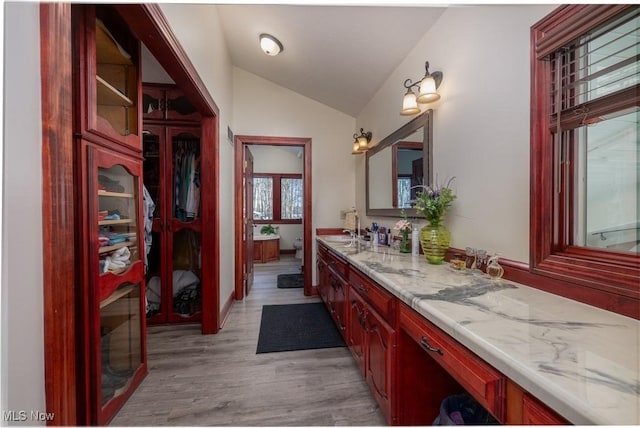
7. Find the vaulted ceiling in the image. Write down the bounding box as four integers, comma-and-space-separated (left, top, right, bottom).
216, 4, 446, 117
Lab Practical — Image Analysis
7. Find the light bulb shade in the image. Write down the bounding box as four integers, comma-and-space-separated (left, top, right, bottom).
357, 136, 369, 149
417, 75, 440, 103
259, 34, 283, 56
400, 88, 420, 115
353, 141, 361, 152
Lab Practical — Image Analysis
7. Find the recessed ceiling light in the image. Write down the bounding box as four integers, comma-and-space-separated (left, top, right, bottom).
259, 33, 283, 56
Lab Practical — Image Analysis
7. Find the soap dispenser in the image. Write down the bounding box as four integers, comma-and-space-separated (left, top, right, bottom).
486, 254, 504, 280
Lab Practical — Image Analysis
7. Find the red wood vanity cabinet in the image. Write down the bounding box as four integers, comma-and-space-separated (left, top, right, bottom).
348, 268, 397, 423
316, 241, 570, 426
397, 302, 506, 424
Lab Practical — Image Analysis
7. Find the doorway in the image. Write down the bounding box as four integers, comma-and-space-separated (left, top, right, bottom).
234, 136, 313, 300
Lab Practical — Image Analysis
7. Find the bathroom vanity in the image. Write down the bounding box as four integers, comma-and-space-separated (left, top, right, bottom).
253, 235, 280, 263
316, 235, 639, 426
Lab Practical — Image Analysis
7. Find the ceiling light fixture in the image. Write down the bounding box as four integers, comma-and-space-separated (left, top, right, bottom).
351, 128, 372, 155
259, 33, 283, 56
400, 61, 443, 116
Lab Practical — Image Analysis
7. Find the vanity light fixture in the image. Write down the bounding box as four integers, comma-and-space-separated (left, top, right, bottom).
259, 33, 283, 56
351, 128, 372, 155
400, 61, 443, 115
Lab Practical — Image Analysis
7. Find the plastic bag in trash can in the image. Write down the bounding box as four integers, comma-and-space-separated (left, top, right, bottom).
433, 393, 499, 425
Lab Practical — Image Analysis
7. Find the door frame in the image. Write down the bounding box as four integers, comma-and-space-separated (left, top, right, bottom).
234, 136, 313, 299
40, 3, 220, 424
243, 145, 255, 296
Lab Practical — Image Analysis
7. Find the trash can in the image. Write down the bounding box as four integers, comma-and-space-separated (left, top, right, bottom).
433, 393, 499, 425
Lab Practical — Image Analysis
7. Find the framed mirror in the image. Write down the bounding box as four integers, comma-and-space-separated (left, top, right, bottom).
366, 110, 433, 217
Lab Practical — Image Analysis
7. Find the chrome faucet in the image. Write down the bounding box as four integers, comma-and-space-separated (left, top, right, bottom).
343, 213, 361, 247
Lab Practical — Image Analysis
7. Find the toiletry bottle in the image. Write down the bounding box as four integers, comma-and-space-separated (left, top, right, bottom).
486, 254, 504, 280
372, 223, 379, 246
411, 226, 419, 256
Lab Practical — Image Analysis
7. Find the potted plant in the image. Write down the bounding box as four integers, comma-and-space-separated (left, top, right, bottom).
413, 177, 456, 264
260, 224, 276, 235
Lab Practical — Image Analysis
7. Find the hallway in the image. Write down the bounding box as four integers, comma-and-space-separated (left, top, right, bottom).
111, 256, 386, 426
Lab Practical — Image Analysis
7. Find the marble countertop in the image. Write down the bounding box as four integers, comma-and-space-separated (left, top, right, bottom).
316, 236, 640, 425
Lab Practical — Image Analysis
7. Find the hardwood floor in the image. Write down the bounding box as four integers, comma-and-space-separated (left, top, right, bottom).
111, 256, 386, 426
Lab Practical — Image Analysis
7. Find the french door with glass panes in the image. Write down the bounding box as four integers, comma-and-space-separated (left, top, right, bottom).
143, 124, 204, 324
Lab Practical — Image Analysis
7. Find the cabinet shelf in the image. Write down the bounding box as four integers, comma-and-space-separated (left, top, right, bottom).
98, 190, 134, 198
96, 19, 133, 66
99, 283, 136, 309
97, 75, 134, 107
99, 219, 134, 226
99, 241, 136, 254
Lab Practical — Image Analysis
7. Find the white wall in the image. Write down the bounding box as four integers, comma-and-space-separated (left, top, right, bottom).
141, 44, 175, 84
358, 4, 556, 263
2, 2, 46, 423
159, 4, 236, 308
232, 67, 356, 283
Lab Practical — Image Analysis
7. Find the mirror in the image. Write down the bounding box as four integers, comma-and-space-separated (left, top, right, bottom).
366, 110, 433, 217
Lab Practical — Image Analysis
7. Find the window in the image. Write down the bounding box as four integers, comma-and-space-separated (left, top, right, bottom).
253, 173, 303, 223
397, 176, 412, 208
531, 5, 639, 317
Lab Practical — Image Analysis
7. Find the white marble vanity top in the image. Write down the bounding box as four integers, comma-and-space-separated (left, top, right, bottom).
316, 236, 640, 425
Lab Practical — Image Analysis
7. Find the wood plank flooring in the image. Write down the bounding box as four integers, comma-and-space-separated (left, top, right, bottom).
111, 256, 386, 426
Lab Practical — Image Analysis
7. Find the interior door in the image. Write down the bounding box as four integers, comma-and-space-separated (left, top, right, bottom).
244, 146, 255, 296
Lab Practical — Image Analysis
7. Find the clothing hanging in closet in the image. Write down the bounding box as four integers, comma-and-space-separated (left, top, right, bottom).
173, 138, 201, 221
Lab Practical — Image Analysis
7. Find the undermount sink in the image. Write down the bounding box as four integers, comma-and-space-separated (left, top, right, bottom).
322, 235, 353, 243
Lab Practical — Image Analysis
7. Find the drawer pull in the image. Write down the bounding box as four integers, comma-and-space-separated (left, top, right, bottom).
420, 336, 444, 355
358, 309, 367, 328
357, 285, 369, 294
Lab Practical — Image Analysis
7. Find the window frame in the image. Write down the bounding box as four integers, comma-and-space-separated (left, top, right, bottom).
530, 4, 639, 318
252, 172, 303, 224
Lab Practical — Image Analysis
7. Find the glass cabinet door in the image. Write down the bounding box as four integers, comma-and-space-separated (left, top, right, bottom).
169, 130, 202, 321
171, 132, 201, 222
98, 164, 140, 285
89, 147, 146, 422
99, 282, 142, 406
171, 228, 202, 318
87, 5, 140, 150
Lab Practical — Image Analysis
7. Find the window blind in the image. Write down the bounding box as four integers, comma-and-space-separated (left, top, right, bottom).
549, 6, 639, 132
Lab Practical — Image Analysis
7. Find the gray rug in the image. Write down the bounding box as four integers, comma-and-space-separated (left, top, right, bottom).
276, 273, 304, 289
256, 303, 346, 354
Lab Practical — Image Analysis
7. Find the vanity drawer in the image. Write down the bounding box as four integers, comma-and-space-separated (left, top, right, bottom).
522, 393, 568, 425
399, 303, 506, 421
349, 268, 395, 323
317, 242, 329, 258
325, 250, 348, 279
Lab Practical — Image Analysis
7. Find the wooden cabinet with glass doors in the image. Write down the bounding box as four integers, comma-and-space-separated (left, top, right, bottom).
75, 4, 141, 152
142, 83, 201, 123
143, 124, 204, 324
81, 146, 147, 425
73, 4, 147, 424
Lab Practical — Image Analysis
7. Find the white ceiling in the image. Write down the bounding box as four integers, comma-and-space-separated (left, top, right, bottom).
216, 4, 446, 117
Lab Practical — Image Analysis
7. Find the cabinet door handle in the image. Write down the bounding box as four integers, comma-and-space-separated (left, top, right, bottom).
420, 336, 444, 355
357, 309, 367, 328
357, 285, 368, 294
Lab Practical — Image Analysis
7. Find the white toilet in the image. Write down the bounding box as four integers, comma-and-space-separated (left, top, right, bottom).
293, 237, 303, 259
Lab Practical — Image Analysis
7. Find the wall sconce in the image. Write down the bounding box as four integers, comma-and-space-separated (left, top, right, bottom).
259, 33, 283, 56
351, 128, 372, 155
400, 61, 443, 116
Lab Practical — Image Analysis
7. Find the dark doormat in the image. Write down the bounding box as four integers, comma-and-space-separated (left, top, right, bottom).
256, 302, 346, 354
277, 273, 304, 289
